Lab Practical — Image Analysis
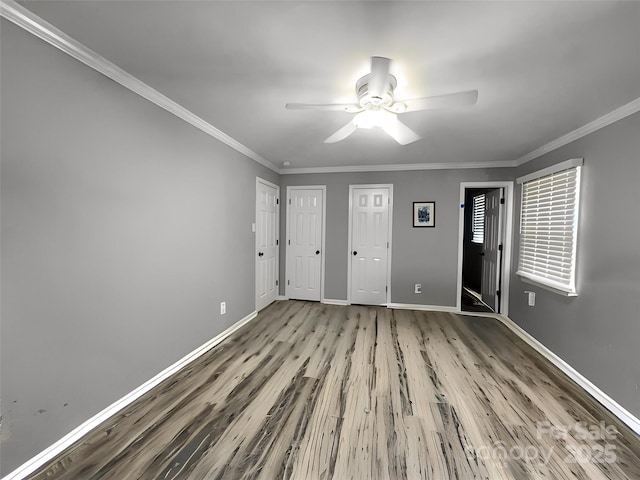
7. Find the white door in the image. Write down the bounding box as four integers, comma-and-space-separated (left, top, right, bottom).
286, 188, 324, 301
256, 179, 279, 311
349, 186, 391, 305
481, 188, 503, 311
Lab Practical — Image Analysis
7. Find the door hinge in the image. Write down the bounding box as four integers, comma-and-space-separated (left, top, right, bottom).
498, 244, 503, 251
289, 198, 292, 205
287, 280, 290, 286
276, 239, 279, 246
387, 242, 389, 248
500, 198, 505, 205
276, 198, 279, 205
386, 286, 388, 292
276, 280, 279, 286
288, 239, 290, 245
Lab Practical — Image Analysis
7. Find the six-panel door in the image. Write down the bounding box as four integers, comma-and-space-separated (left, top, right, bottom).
286, 188, 323, 301
256, 180, 279, 311
350, 187, 390, 305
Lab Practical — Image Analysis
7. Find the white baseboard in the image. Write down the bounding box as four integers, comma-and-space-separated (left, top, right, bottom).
7, 305, 637, 480
2, 310, 258, 480
384, 304, 640, 435
387, 302, 459, 313
278, 297, 348, 306
322, 298, 349, 306
495, 314, 640, 436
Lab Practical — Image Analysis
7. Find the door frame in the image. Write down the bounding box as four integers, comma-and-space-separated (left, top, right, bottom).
347, 184, 394, 306
285, 185, 327, 302
255, 177, 280, 312
457, 181, 513, 315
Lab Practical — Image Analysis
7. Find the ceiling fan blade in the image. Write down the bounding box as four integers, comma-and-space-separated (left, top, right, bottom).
368, 56, 392, 99
286, 103, 362, 113
389, 90, 478, 113
324, 120, 357, 143
381, 117, 421, 145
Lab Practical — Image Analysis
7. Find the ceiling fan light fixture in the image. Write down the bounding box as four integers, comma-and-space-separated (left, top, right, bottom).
390, 102, 407, 113
287, 56, 477, 145
356, 73, 397, 110
353, 110, 397, 129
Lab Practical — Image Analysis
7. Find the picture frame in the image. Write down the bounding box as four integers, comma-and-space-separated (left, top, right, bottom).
413, 201, 435, 228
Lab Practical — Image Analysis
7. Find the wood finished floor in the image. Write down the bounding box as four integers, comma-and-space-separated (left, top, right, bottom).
30, 301, 640, 479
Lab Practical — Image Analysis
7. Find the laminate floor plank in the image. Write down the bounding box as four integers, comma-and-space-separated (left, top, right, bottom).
29, 301, 640, 480
289, 307, 361, 480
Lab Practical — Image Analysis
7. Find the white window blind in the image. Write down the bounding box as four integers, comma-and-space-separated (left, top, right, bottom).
471, 194, 485, 244
517, 159, 582, 295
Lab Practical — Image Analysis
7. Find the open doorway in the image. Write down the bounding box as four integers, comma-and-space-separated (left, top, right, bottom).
462, 188, 500, 312
457, 182, 513, 315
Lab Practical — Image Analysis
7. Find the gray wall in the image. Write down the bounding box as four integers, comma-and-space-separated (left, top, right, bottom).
508, 111, 640, 419
3, 11, 639, 476
280, 168, 512, 305
0, 21, 277, 474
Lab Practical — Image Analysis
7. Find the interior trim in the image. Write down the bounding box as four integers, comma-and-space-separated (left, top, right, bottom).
495, 313, 640, 436
0, 0, 279, 174
280, 160, 516, 175
516, 157, 583, 184
322, 299, 349, 306
387, 304, 640, 436
387, 303, 459, 313
456, 181, 514, 316
3, 0, 638, 175
2, 309, 259, 480
513, 98, 640, 167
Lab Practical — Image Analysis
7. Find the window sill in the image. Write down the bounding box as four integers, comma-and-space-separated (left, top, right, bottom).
518, 275, 578, 297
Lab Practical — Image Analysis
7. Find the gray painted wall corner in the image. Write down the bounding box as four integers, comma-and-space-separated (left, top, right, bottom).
507, 111, 640, 419
0, 21, 277, 474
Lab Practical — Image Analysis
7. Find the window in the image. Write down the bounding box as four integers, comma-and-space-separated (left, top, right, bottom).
516, 158, 583, 295
471, 194, 485, 244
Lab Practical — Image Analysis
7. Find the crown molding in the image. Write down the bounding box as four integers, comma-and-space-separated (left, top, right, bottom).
4, 0, 639, 177
0, 0, 279, 173
513, 97, 640, 167
287, 95, 640, 174
280, 160, 516, 175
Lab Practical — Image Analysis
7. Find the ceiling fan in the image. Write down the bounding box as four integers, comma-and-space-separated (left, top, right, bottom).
286, 56, 478, 145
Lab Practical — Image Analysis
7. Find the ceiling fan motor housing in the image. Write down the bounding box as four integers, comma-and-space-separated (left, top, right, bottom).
356, 73, 397, 110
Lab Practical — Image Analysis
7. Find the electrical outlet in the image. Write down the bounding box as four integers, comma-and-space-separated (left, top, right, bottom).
524, 291, 535, 306
220, 301, 226, 315
415, 283, 422, 294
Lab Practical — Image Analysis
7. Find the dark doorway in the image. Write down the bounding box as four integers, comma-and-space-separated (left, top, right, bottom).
461, 187, 502, 313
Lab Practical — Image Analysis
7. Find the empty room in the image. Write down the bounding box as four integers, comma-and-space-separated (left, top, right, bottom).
1, 1, 639, 479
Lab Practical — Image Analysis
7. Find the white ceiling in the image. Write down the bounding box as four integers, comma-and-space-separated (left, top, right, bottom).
18, 1, 640, 172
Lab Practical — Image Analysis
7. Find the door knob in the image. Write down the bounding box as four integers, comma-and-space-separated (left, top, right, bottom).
353, 251, 358, 256
316, 250, 320, 255
258, 252, 264, 257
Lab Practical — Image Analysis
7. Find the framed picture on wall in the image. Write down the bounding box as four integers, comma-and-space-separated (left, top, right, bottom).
413, 201, 435, 227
